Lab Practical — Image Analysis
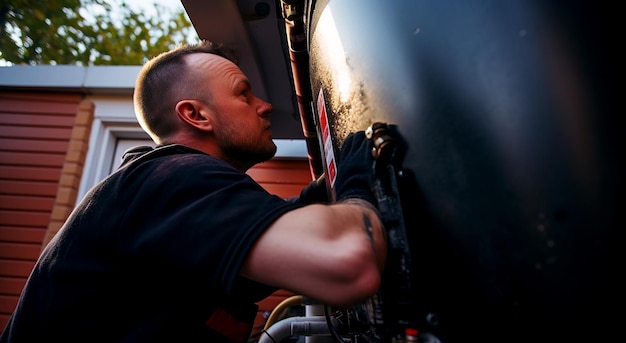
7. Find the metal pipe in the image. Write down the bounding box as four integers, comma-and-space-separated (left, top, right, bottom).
258, 316, 331, 343
280, 0, 324, 179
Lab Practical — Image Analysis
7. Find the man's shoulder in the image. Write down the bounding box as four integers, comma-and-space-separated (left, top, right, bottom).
121, 145, 246, 182
121, 144, 209, 164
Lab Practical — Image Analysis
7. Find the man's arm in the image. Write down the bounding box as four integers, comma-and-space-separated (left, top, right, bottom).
241, 200, 386, 308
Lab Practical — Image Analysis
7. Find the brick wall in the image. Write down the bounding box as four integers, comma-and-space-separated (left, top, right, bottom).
0, 92, 85, 329
43, 100, 94, 246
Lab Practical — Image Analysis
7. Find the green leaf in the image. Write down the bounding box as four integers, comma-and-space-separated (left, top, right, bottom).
0, 0, 198, 65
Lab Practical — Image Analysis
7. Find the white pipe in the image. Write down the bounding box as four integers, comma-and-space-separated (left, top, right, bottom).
304, 304, 336, 343
258, 316, 331, 343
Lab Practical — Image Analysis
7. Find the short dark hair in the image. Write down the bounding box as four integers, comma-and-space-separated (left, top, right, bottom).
133, 40, 240, 143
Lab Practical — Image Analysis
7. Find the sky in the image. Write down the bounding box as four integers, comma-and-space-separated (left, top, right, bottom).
126, 0, 186, 15
124, 0, 197, 41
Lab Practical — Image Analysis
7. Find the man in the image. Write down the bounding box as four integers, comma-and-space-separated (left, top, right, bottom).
0, 41, 386, 342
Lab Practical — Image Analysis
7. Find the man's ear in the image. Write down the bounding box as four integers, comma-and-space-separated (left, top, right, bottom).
175, 100, 213, 131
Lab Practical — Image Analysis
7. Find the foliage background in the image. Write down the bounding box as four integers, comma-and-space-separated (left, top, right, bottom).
0, 0, 198, 65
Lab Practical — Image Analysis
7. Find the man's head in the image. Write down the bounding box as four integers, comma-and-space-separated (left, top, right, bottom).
134, 40, 276, 171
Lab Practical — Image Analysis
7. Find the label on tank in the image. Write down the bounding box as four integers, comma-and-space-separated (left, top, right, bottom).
317, 89, 337, 188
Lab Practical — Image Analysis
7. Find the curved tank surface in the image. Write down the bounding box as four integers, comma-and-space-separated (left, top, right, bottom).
307, 0, 622, 341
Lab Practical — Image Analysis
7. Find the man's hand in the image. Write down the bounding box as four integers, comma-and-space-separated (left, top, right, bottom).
334, 131, 376, 205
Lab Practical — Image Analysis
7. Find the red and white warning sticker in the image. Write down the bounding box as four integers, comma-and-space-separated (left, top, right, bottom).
317, 89, 337, 188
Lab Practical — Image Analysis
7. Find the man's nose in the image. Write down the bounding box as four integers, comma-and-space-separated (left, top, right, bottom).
257, 98, 272, 116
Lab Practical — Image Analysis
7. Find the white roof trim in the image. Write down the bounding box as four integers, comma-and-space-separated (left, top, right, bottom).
0, 65, 141, 94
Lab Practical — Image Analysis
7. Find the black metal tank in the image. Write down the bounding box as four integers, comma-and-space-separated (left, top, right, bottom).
306, 0, 622, 341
